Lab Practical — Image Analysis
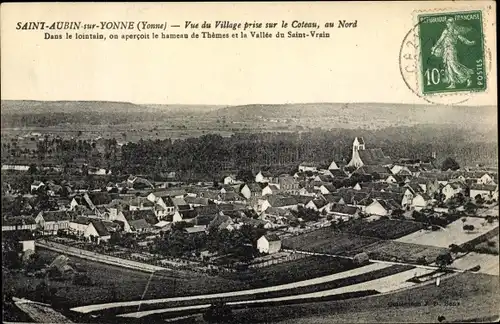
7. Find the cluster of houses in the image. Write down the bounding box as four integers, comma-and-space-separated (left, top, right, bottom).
2, 137, 498, 254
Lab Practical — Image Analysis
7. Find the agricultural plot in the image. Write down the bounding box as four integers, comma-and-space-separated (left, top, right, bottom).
396, 217, 499, 248
88, 264, 412, 318
473, 234, 499, 255
339, 219, 424, 240
451, 252, 499, 276
222, 255, 359, 288
283, 228, 380, 256
365, 241, 448, 264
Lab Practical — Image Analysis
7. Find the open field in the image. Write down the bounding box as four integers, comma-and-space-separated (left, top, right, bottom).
451, 252, 499, 276
283, 228, 380, 256
228, 272, 499, 323
396, 217, 499, 248
71, 262, 393, 315
115, 266, 432, 319
81, 264, 414, 318
339, 219, 424, 240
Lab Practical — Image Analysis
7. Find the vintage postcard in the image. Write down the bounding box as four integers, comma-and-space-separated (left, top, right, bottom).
1, 2, 498, 324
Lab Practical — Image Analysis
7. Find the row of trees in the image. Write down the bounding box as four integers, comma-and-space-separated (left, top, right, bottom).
8, 125, 493, 174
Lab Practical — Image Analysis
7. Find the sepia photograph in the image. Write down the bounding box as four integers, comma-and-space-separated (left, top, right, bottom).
1, 2, 498, 323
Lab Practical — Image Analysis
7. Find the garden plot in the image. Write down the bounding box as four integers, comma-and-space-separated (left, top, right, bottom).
339, 219, 424, 240
396, 217, 499, 248
365, 241, 447, 264
283, 228, 380, 256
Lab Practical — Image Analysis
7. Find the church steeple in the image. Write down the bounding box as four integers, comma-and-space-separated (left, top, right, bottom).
347, 137, 365, 168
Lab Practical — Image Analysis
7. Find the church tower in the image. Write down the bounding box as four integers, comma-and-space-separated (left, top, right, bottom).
347, 137, 365, 168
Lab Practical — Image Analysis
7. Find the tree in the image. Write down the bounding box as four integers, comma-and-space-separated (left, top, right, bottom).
28, 164, 38, 174
475, 194, 485, 205
435, 251, 453, 269
236, 169, 254, 182
464, 202, 478, 214
392, 208, 405, 219
416, 256, 428, 265
441, 157, 460, 171
449, 244, 463, 254
463, 224, 475, 232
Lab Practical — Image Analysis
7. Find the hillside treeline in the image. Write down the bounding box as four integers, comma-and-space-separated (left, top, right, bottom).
120, 126, 497, 174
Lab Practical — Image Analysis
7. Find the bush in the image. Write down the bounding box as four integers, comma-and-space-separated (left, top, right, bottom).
353, 252, 369, 266
416, 256, 428, 265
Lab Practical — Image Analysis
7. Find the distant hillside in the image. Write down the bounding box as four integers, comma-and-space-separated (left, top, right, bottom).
0, 100, 224, 127
1, 100, 496, 131
205, 102, 497, 126
1, 100, 223, 115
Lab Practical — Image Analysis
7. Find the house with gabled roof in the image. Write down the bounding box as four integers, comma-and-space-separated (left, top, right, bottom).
411, 193, 432, 211
172, 209, 198, 223
319, 183, 336, 195
255, 171, 273, 183
35, 210, 74, 235
469, 184, 498, 200
365, 199, 394, 216
298, 162, 318, 173
323, 194, 345, 205
328, 159, 340, 170
330, 204, 360, 218
260, 195, 299, 212
370, 190, 409, 209
293, 194, 315, 207
219, 184, 237, 194
385, 174, 405, 185
119, 210, 159, 232
257, 234, 282, 254
305, 199, 329, 212
441, 182, 465, 201
329, 169, 348, 179
184, 196, 211, 207
314, 175, 334, 183
240, 182, 265, 199
147, 189, 186, 204
30, 181, 45, 192
208, 214, 235, 232
476, 173, 496, 185
129, 196, 155, 211
262, 184, 280, 196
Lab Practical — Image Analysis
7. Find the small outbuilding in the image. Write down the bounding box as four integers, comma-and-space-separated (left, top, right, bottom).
257, 234, 282, 254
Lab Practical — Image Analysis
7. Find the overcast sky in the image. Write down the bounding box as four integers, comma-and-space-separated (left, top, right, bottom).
1, 2, 496, 106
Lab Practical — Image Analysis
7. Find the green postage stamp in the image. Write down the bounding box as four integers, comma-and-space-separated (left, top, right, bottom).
417, 10, 486, 94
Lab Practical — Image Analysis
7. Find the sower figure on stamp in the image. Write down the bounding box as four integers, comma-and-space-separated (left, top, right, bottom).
431, 17, 475, 89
